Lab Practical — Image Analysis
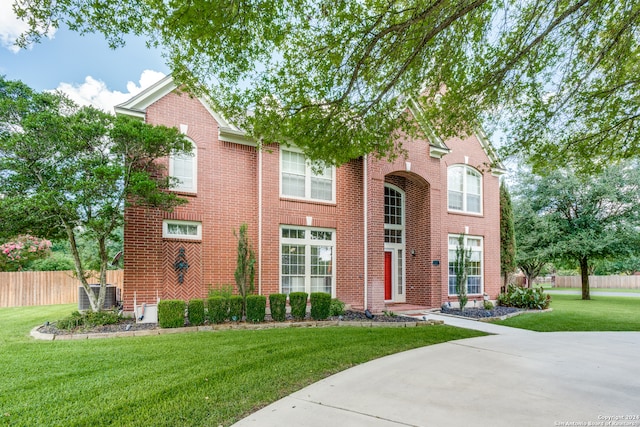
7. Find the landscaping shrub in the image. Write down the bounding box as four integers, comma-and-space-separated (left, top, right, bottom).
187, 299, 205, 326
228, 295, 243, 321
269, 293, 287, 322
289, 292, 308, 321
329, 298, 346, 316
483, 300, 494, 310
497, 284, 551, 310
246, 295, 266, 323
158, 299, 186, 328
310, 292, 331, 320
207, 296, 229, 324
208, 284, 234, 298
56, 310, 121, 330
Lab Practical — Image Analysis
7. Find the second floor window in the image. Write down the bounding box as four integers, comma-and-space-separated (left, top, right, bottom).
281, 149, 334, 202
169, 140, 197, 193
448, 165, 481, 214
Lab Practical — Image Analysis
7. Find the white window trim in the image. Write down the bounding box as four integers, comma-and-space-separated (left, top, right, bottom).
447, 234, 483, 296
162, 220, 202, 240
447, 164, 482, 215
169, 139, 197, 193
279, 147, 336, 203
279, 225, 336, 297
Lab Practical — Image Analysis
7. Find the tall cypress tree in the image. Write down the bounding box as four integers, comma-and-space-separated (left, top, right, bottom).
500, 181, 517, 289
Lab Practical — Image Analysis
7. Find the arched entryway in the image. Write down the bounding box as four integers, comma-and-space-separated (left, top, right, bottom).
383, 172, 432, 306
384, 183, 406, 302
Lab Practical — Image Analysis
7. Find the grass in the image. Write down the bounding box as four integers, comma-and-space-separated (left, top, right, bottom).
548, 287, 640, 293
493, 294, 640, 332
0, 304, 485, 427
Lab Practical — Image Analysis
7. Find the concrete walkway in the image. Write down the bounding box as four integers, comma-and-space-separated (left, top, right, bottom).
232, 315, 640, 427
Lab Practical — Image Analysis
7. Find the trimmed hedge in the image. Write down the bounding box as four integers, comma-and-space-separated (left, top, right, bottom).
310, 292, 331, 320
187, 299, 205, 326
228, 295, 243, 321
289, 292, 308, 321
269, 293, 287, 322
207, 296, 229, 324
158, 299, 186, 328
246, 295, 266, 323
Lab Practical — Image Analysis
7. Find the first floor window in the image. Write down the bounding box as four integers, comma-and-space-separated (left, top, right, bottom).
448, 234, 483, 295
163, 220, 202, 240
280, 226, 335, 296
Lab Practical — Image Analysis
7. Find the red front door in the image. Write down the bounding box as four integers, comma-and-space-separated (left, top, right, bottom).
384, 251, 392, 300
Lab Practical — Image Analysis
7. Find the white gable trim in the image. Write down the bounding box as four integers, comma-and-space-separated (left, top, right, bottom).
114, 74, 256, 146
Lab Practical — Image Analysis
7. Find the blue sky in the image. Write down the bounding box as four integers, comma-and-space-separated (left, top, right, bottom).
0, 4, 168, 112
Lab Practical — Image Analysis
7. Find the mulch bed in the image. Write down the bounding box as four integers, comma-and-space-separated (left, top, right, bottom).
439, 306, 521, 319
38, 310, 423, 336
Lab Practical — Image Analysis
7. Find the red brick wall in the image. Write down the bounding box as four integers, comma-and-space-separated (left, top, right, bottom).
124, 89, 501, 312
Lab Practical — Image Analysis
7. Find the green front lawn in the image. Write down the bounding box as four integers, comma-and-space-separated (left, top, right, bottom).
549, 287, 640, 293
493, 294, 640, 331
0, 304, 484, 426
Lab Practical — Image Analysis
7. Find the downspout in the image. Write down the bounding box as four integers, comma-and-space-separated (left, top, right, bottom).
258, 146, 263, 295
363, 155, 368, 310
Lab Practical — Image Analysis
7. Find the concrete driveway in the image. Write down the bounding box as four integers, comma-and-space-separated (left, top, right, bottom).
232, 316, 640, 426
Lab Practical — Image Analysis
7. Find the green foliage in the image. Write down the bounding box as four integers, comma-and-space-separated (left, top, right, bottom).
483, 300, 494, 310
234, 224, 255, 314
310, 292, 331, 320
383, 310, 397, 318
207, 296, 229, 324
329, 298, 346, 316
268, 293, 287, 322
158, 300, 186, 328
187, 299, 205, 326
56, 310, 121, 330
245, 295, 266, 323
0, 77, 189, 310
289, 292, 308, 321
497, 285, 551, 310
15, 1, 640, 171
513, 164, 640, 299
453, 234, 470, 310
500, 182, 516, 285
228, 295, 243, 321
208, 284, 234, 298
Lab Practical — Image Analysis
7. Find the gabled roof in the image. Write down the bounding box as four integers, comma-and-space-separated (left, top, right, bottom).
407, 97, 506, 175
114, 75, 255, 146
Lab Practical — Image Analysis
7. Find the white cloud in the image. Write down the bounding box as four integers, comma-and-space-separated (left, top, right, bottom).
0, 2, 55, 53
56, 70, 166, 113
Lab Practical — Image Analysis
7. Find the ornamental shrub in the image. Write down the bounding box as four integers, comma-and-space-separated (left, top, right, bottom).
329, 298, 346, 316
158, 299, 186, 328
269, 293, 287, 322
289, 292, 308, 321
310, 292, 331, 320
497, 284, 551, 310
228, 295, 243, 321
187, 299, 205, 326
207, 296, 229, 324
246, 295, 266, 323
55, 310, 121, 330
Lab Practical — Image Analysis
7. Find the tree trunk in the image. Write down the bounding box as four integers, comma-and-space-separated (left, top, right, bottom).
579, 256, 590, 300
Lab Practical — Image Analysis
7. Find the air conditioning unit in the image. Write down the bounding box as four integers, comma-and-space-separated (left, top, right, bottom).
78, 285, 118, 311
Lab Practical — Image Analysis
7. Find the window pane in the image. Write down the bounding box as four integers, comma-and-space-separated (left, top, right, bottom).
311, 276, 331, 294
282, 151, 306, 174
448, 167, 463, 191
448, 191, 463, 210
282, 173, 305, 197
466, 169, 481, 194
397, 250, 403, 295
467, 194, 481, 213
311, 231, 332, 241
311, 177, 332, 200
172, 153, 194, 189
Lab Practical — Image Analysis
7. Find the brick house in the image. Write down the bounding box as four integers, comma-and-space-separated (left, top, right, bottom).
116, 75, 506, 313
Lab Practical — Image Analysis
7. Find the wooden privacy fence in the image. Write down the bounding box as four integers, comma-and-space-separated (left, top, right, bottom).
555, 275, 640, 289
0, 270, 123, 308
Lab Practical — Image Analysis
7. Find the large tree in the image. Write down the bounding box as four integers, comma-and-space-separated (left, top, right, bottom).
512, 198, 552, 288
13, 0, 640, 169
0, 77, 190, 311
514, 164, 640, 300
